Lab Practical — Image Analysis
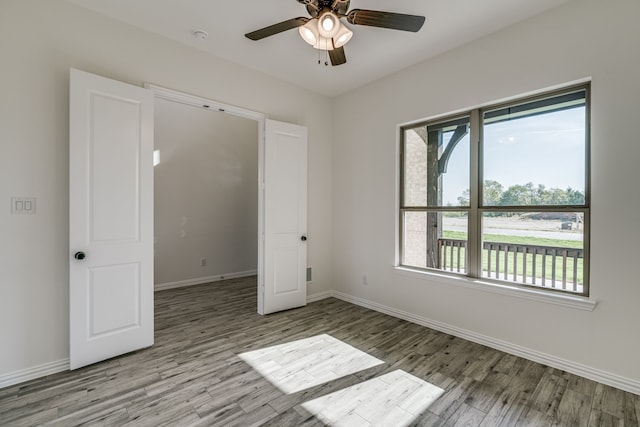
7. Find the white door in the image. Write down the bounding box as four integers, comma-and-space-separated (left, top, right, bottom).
69, 69, 154, 369
260, 120, 308, 315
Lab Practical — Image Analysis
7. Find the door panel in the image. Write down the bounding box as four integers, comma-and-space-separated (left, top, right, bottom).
261, 120, 307, 314
89, 94, 142, 242
89, 263, 140, 337
274, 247, 300, 294
69, 69, 154, 369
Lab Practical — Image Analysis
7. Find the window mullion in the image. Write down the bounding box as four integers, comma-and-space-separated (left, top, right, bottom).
467, 109, 481, 278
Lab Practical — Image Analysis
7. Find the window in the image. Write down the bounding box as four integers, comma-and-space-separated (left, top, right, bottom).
399, 85, 590, 296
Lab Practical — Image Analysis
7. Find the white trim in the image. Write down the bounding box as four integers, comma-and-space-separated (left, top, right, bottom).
307, 291, 333, 303
329, 290, 640, 396
257, 118, 265, 314
154, 270, 257, 291
3, 288, 636, 394
393, 267, 597, 311
0, 359, 69, 389
144, 84, 265, 121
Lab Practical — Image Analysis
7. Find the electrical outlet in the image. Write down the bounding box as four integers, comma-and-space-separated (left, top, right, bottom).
362, 275, 368, 286
200, 258, 207, 267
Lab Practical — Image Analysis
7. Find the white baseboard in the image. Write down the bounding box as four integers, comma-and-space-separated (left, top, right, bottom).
307, 291, 333, 303
0, 359, 69, 390
155, 270, 257, 291
330, 290, 640, 396
5, 288, 638, 396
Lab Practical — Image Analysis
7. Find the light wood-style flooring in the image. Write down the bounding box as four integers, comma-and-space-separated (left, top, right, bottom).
1, 276, 638, 426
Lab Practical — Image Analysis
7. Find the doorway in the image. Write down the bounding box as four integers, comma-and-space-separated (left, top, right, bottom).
146, 85, 309, 316
153, 96, 259, 291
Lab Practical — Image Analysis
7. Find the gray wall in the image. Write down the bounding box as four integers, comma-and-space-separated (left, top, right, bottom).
331, 0, 640, 389
154, 98, 258, 287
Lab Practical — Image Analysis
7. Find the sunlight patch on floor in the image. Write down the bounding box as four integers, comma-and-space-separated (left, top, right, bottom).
301, 369, 444, 427
238, 334, 384, 394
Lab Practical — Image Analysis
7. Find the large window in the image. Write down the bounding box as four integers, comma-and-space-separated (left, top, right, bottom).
399, 85, 590, 296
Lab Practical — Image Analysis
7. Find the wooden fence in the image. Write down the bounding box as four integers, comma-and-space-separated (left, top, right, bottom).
438, 238, 584, 292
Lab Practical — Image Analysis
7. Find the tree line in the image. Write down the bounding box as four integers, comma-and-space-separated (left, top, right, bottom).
457, 180, 585, 207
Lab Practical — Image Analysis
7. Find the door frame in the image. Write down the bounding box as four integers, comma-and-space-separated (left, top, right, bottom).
145, 84, 268, 313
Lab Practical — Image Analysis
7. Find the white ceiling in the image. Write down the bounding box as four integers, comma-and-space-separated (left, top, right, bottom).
66, 0, 570, 97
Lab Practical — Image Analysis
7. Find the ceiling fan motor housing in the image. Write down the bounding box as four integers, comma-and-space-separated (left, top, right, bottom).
299, 0, 350, 17
331, 0, 350, 15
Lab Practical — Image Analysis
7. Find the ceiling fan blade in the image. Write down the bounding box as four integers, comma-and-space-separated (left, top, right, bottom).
245, 17, 309, 41
329, 46, 347, 66
347, 9, 425, 32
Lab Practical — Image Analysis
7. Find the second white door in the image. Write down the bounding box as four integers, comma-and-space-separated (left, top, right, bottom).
261, 120, 308, 315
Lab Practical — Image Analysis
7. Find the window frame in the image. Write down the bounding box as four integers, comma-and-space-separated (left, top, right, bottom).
398, 83, 591, 296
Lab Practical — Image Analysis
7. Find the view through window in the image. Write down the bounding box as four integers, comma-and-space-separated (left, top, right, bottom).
400, 85, 589, 295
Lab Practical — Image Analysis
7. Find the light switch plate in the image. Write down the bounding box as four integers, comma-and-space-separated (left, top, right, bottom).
11, 197, 36, 214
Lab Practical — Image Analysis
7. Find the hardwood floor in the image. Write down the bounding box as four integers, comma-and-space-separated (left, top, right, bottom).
1, 276, 638, 426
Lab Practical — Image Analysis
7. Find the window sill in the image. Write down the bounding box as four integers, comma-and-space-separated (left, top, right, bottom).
393, 266, 597, 311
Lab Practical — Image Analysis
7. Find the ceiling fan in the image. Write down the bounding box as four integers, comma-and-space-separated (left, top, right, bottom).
245, 0, 426, 66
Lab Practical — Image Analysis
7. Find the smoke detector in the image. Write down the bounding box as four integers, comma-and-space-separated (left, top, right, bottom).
193, 30, 208, 40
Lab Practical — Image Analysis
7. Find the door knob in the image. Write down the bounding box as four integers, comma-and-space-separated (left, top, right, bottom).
301, 235, 307, 242
74, 251, 86, 260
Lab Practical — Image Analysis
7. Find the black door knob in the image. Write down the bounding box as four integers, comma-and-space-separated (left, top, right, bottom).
74, 251, 86, 260
301, 235, 307, 242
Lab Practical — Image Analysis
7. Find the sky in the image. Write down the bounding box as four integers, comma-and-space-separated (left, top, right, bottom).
441, 106, 586, 205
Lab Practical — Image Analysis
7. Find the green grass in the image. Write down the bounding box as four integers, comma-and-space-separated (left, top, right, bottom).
443, 230, 582, 249
439, 231, 583, 287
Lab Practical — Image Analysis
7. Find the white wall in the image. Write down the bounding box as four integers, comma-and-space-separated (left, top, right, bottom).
332, 0, 640, 389
3, 0, 639, 393
0, 0, 333, 381
154, 98, 258, 286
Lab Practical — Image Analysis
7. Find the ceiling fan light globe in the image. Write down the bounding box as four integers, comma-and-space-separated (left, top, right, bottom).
318, 11, 339, 38
299, 19, 319, 45
322, 17, 334, 32
333, 24, 353, 48
301, 28, 316, 44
